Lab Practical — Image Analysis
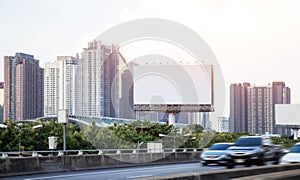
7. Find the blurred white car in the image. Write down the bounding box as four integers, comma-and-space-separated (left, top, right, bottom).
280, 142, 300, 164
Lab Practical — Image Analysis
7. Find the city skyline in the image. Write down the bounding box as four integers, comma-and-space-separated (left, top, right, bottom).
1, 0, 300, 118
37, 40, 130, 119
230, 82, 291, 135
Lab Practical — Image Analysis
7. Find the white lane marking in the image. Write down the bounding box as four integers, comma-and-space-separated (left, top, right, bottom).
25, 163, 200, 180
126, 174, 153, 179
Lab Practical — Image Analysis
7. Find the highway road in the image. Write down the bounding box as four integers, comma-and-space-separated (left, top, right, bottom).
3, 162, 227, 180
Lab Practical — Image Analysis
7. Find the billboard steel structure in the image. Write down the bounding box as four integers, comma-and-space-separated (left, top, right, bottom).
133, 64, 214, 124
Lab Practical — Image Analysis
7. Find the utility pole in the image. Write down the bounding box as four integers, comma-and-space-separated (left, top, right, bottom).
58, 109, 68, 154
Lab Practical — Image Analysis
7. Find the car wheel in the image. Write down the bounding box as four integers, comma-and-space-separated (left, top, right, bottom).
258, 155, 265, 166
227, 163, 234, 169
245, 163, 251, 167
273, 159, 279, 165
202, 162, 208, 166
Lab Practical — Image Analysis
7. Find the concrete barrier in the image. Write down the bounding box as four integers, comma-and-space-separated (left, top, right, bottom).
137, 163, 300, 180
231, 169, 300, 180
0, 152, 201, 178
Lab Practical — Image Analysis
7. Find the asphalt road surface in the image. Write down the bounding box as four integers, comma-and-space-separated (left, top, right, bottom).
2, 163, 249, 180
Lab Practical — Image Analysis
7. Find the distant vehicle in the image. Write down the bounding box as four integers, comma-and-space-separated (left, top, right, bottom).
280, 142, 300, 164
225, 136, 283, 168
200, 143, 233, 166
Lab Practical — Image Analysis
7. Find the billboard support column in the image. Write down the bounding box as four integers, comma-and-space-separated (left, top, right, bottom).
168, 113, 176, 125
136, 111, 140, 120
293, 128, 299, 140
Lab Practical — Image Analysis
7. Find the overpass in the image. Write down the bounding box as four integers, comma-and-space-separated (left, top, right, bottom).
37, 115, 137, 127
36, 115, 188, 129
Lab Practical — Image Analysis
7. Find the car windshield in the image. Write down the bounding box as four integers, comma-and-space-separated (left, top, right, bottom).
235, 137, 262, 147
208, 144, 232, 150
290, 145, 300, 153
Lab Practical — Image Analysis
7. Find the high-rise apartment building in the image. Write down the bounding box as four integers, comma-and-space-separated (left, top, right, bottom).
200, 112, 211, 130
177, 112, 210, 129
283, 87, 291, 104
119, 66, 135, 119
75, 41, 111, 117
272, 82, 291, 135
4, 53, 44, 121
229, 83, 250, 132
44, 61, 59, 117
102, 49, 120, 117
57, 56, 78, 115
247, 85, 273, 134
230, 82, 291, 135
0, 105, 2, 123
44, 56, 78, 117
186, 112, 200, 125
0, 82, 4, 123
218, 117, 229, 132
0, 82, 4, 105
75, 40, 126, 118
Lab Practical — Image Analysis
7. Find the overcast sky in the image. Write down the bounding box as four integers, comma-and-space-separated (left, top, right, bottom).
1, 0, 300, 117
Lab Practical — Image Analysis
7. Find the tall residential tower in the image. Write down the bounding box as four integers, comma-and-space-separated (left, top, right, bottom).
75, 40, 126, 118
272, 82, 291, 135
0, 82, 4, 123
4, 53, 44, 121
247, 85, 273, 134
44, 56, 78, 117
230, 83, 250, 132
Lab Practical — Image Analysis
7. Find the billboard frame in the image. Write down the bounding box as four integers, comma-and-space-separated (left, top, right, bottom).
133, 64, 214, 113
134, 104, 213, 113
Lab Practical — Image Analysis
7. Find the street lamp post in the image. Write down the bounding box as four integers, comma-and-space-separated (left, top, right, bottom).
159, 134, 176, 149
137, 141, 144, 153
0, 123, 42, 157
183, 134, 196, 149
159, 133, 195, 150
57, 109, 68, 154
17, 124, 43, 157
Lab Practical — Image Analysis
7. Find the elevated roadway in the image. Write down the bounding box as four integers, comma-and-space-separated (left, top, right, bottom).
3, 162, 224, 180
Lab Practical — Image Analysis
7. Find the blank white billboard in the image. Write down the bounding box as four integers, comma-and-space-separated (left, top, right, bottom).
275, 104, 300, 125
133, 64, 213, 105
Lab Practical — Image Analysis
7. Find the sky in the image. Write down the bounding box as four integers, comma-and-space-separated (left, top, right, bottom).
1, 0, 300, 119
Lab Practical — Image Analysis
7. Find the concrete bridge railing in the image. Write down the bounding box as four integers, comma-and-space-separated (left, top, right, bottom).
0, 151, 201, 178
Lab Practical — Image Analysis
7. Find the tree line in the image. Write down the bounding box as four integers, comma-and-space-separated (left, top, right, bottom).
0, 120, 298, 152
